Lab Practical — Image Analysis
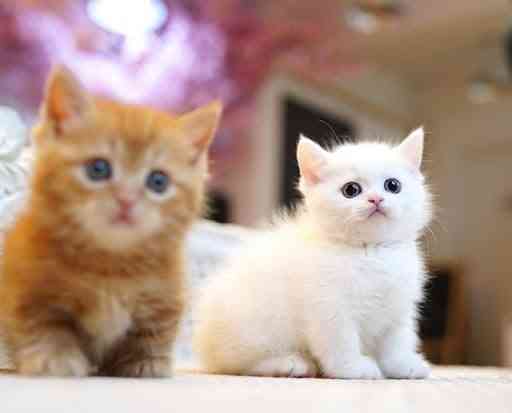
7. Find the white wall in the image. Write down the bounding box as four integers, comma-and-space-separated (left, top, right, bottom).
418, 85, 512, 365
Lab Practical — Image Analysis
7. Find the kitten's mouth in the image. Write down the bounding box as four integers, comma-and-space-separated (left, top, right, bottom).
112, 212, 136, 226
368, 207, 387, 218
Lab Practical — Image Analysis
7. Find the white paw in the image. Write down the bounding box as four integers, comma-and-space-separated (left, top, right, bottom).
248, 354, 317, 378
286, 355, 318, 378
325, 356, 383, 380
380, 353, 431, 379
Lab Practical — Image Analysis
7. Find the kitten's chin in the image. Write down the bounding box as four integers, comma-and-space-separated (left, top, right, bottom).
354, 221, 423, 245
82, 219, 160, 252
92, 227, 152, 252
93, 231, 135, 251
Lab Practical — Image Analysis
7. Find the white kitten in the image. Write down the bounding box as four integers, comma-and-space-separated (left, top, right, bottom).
193, 128, 432, 379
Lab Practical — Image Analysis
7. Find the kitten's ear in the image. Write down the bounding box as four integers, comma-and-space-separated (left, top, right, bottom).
43, 65, 94, 133
297, 135, 329, 185
176, 100, 223, 162
396, 126, 424, 170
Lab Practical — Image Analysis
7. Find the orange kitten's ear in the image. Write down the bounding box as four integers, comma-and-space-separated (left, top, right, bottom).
176, 101, 223, 162
43, 65, 94, 133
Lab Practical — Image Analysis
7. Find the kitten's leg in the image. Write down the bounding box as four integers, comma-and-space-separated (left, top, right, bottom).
102, 300, 182, 378
246, 353, 317, 378
309, 318, 382, 379
377, 321, 430, 379
14, 325, 91, 377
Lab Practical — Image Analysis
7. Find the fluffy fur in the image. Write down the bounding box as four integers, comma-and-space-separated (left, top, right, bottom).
193, 128, 432, 379
0, 66, 222, 377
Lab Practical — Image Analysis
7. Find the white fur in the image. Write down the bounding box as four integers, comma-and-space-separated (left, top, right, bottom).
193, 128, 432, 379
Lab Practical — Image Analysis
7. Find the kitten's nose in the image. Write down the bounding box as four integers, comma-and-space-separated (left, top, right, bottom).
115, 195, 136, 212
368, 196, 384, 206
117, 198, 135, 209
117, 198, 134, 211
115, 188, 138, 211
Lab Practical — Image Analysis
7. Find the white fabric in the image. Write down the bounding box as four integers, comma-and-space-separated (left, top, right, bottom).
0, 107, 30, 235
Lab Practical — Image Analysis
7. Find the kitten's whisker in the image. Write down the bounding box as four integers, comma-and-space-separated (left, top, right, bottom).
319, 120, 338, 144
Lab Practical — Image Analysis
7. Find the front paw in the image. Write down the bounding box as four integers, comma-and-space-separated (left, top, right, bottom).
380, 353, 430, 379
18, 347, 91, 377
324, 356, 383, 380
110, 356, 172, 378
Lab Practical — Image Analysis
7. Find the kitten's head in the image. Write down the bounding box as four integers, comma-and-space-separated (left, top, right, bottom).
297, 128, 432, 245
32, 65, 222, 251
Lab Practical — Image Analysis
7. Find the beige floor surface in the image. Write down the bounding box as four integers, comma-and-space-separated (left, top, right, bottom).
1, 366, 511, 412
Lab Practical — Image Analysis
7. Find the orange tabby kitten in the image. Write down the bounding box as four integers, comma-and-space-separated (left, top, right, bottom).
0, 66, 222, 377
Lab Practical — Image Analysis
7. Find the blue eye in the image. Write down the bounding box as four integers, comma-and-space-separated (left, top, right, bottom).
146, 170, 169, 194
341, 182, 362, 198
85, 159, 112, 181
384, 178, 401, 194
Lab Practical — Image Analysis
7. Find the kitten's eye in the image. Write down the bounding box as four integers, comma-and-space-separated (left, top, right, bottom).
341, 182, 362, 198
384, 178, 401, 194
146, 170, 170, 194
85, 158, 112, 182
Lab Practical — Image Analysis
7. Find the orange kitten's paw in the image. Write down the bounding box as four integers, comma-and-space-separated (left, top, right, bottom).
111, 357, 172, 378
18, 347, 91, 377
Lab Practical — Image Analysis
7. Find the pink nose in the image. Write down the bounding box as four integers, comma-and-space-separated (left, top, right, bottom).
116, 197, 135, 212
368, 196, 384, 206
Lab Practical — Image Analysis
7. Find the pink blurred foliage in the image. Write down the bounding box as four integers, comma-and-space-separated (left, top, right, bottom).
0, 0, 365, 168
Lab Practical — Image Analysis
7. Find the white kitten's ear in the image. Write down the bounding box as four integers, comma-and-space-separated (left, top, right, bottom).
297, 135, 329, 185
43, 65, 94, 133
396, 126, 424, 170
176, 100, 223, 163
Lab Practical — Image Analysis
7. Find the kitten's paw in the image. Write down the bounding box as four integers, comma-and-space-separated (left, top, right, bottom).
380, 353, 430, 379
110, 357, 172, 378
18, 347, 91, 377
325, 356, 383, 380
248, 354, 317, 378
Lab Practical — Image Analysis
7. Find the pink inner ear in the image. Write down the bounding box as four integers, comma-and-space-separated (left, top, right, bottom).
191, 128, 214, 153
49, 98, 81, 132
45, 66, 92, 133
297, 138, 328, 185
301, 168, 318, 185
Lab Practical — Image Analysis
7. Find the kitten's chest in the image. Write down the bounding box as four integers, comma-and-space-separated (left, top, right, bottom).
357, 246, 415, 290
331, 243, 422, 317
81, 286, 134, 359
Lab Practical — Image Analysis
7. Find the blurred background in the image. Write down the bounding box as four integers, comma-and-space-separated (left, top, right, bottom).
1, 0, 512, 368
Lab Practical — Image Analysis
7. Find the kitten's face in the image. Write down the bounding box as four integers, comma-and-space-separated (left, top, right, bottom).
298, 129, 431, 244
33, 66, 222, 251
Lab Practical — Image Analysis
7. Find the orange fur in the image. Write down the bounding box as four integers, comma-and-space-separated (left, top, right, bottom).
0, 66, 222, 377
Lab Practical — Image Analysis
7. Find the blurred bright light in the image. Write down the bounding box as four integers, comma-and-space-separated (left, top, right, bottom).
345, 7, 378, 34
87, 0, 168, 37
